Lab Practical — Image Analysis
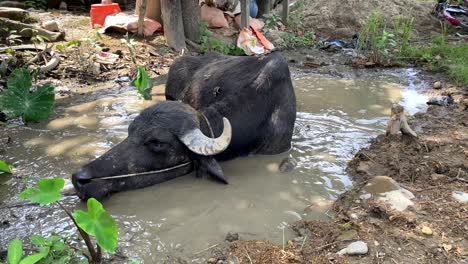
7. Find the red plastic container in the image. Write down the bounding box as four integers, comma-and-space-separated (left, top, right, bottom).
90, 3, 121, 28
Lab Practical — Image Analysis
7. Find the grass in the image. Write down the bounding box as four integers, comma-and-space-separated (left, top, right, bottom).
358, 11, 468, 85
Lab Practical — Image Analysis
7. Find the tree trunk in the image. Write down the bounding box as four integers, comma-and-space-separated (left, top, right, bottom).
160, 0, 186, 51
386, 104, 417, 137
135, 0, 161, 23
256, 0, 271, 18
137, 0, 146, 36
240, 0, 250, 29
180, 0, 200, 43
282, 0, 289, 25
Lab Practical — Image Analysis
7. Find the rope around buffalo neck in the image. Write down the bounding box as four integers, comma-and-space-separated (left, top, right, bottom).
91, 113, 215, 181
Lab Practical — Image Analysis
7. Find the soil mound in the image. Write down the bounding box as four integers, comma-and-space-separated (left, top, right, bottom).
302, 0, 440, 38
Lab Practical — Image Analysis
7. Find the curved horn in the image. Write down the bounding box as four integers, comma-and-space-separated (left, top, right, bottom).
179, 117, 232, 156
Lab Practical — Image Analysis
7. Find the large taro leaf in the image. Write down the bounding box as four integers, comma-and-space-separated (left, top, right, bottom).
0, 68, 55, 122
133, 65, 153, 100
0, 159, 12, 174
19, 178, 64, 206
73, 198, 118, 253
7, 239, 23, 264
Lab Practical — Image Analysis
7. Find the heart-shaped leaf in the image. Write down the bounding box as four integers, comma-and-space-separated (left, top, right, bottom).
134, 66, 153, 100
0, 68, 55, 122
73, 198, 118, 253
0, 159, 12, 174
7, 239, 23, 264
19, 178, 64, 206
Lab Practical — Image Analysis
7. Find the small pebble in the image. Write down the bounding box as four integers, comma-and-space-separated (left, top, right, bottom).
433, 81, 442, 89
225, 232, 239, 242
337, 241, 368, 255
421, 226, 433, 235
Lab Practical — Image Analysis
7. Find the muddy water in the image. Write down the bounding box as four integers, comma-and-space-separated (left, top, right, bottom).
0, 67, 428, 262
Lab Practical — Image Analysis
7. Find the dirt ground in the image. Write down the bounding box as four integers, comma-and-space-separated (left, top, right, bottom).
300, 0, 440, 39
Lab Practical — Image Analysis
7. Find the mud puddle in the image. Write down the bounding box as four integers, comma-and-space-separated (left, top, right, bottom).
0, 67, 429, 263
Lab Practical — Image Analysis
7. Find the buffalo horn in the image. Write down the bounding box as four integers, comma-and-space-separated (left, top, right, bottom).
179, 117, 232, 156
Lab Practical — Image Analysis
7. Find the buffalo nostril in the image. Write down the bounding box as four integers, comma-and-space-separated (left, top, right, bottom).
72, 168, 93, 185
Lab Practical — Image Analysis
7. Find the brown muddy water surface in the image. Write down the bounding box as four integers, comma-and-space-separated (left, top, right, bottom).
0, 66, 429, 262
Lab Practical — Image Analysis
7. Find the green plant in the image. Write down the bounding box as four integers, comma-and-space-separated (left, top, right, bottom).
6, 239, 49, 264
0, 160, 12, 174
5, 235, 87, 264
25, 0, 47, 10
264, 14, 281, 30
134, 66, 153, 100
288, 0, 306, 32
199, 22, 245, 55
18, 178, 118, 263
121, 33, 137, 65
393, 16, 414, 54
278, 31, 315, 49
0, 68, 55, 122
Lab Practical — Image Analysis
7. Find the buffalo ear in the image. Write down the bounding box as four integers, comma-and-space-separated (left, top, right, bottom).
195, 156, 228, 184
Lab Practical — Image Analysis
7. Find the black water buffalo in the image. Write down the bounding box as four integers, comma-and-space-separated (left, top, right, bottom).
72, 52, 296, 200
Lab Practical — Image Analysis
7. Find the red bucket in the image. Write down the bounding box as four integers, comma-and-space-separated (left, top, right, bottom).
90, 3, 121, 28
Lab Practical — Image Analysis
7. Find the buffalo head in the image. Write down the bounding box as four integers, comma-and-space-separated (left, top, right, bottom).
72, 101, 232, 200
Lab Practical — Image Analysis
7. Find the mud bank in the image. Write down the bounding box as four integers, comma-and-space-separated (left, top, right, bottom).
208, 81, 467, 263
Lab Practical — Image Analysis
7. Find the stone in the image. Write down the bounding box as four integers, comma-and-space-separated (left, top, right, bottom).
279, 156, 297, 172
337, 241, 368, 255
431, 173, 447, 182
452, 191, 468, 203
363, 176, 414, 211
42, 21, 59, 32
337, 229, 359, 242
225, 232, 239, 242
207, 258, 217, 264
421, 226, 433, 235
433, 81, 442, 89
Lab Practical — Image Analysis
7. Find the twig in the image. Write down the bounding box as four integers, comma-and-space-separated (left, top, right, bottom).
299, 235, 307, 251
244, 247, 253, 264
311, 241, 340, 252
193, 243, 218, 255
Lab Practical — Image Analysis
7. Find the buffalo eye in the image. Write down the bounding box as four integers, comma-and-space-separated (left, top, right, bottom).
146, 140, 169, 152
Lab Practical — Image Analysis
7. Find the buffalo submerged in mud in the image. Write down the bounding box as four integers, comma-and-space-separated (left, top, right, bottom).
72, 52, 296, 200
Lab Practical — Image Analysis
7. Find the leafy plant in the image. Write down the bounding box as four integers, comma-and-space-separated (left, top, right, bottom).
0, 68, 55, 122
18, 178, 118, 263
0, 160, 12, 174
199, 22, 245, 55
134, 66, 153, 100
25, 0, 47, 10
6, 238, 49, 264
278, 31, 315, 49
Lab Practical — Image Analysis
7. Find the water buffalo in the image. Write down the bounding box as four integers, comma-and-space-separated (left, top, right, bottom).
72, 52, 296, 200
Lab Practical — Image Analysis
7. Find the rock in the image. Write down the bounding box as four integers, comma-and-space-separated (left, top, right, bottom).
427, 95, 454, 106
62, 179, 75, 194
337, 241, 368, 255
217, 260, 224, 264
225, 232, 239, 242
363, 176, 414, 211
421, 226, 433, 235
433, 81, 442, 89
41, 21, 59, 32
279, 156, 297, 172
337, 229, 359, 241
0, 7, 30, 22
207, 258, 217, 264
431, 173, 447, 182
452, 191, 468, 203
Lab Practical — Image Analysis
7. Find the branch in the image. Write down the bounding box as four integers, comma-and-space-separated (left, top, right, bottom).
137, 0, 147, 36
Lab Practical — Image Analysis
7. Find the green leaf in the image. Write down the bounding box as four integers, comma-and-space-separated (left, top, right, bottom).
73, 198, 118, 253
0, 160, 12, 174
19, 178, 64, 206
0, 68, 55, 122
133, 66, 153, 100
7, 239, 23, 264
18, 248, 48, 264
31, 235, 47, 246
